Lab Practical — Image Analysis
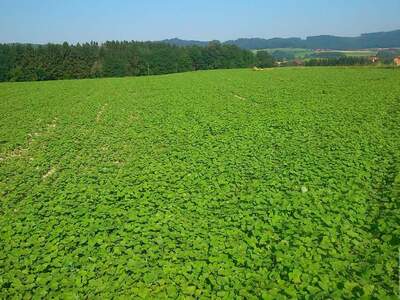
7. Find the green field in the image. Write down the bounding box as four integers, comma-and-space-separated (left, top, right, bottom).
333, 50, 377, 57
254, 48, 314, 58
1, 67, 399, 298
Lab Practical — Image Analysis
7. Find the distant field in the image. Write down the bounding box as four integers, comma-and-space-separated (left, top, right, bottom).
256, 48, 378, 58
254, 48, 314, 58
1, 68, 399, 298
332, 50, 377, 57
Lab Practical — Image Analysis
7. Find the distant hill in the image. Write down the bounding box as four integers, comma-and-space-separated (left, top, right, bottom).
161, 38, 209, 47
225, 37, 304, 49
162, 37, 306, 49
304, 30, 400, 50
161, 29, 400, 50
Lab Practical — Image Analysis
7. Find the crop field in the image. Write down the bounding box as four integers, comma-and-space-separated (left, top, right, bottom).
333, 50, 377, 57
0, 67, 399, 298
255, 48, 314, 58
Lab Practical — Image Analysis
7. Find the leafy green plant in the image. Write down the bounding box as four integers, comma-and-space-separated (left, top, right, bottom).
0, 67, 399, 298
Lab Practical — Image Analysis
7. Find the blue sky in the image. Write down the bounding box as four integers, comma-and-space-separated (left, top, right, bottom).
0, 0, 399, 43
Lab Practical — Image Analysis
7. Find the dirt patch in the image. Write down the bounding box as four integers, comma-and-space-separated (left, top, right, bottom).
0, 147, 28, 161
2, 117, 59, 162
47, 118, 58, 129
234, 94, 246, 101
42, 167, 57, 179
96, 104, 108, 122
129, 112, 141, 122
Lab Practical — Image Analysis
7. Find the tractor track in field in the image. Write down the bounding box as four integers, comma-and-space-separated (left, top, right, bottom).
0, 117, 58, 162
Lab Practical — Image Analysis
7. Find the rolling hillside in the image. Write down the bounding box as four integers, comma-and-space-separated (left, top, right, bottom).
163, 29, 400, 50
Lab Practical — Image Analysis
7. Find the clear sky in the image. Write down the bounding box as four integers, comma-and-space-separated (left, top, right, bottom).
0, 0, 399, 43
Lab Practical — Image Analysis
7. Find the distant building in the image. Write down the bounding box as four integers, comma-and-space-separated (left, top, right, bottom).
369, 56, 379, 63
291, 59, 304, 66
276, 61, 288, 67
394, 56, 400, 66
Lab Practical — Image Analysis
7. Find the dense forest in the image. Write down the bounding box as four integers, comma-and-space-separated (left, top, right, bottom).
0, 41, 273, 82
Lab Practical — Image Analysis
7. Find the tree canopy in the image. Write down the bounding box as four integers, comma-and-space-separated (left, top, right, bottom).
0, 41, 257, 82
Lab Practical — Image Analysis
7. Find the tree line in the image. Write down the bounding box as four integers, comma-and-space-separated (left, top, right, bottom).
0, 41, 274, 82
305, 56, 371, 67
376, 49, 400, 64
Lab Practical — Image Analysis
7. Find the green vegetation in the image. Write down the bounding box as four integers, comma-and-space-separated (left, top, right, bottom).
0, 67, 399, 298
254, 51, 274, 68
257, 48, 379, 62
377, 49, 400, 64
0, 41, 392, 84
336, 50, 377, 57
305, 56, 371, 66
307, 51, 377, 59
255, 48, 314, 59
0, 41, 256, 82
